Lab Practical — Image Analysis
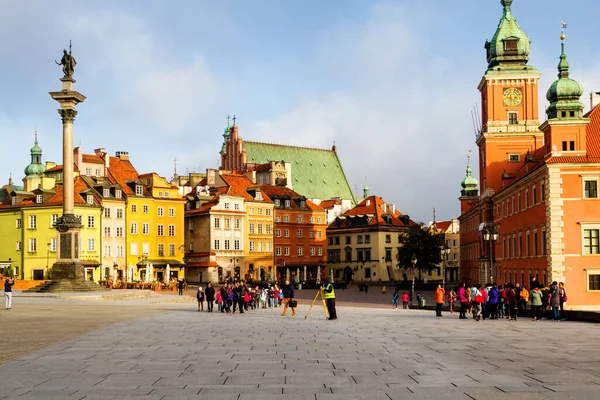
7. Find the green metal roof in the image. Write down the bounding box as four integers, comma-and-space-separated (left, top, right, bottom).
243, 141, 356, 204
546, 41, 584, 120
485, 0, 537, 74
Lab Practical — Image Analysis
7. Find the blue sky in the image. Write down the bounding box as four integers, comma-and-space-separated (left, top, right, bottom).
2, 0, 599, 222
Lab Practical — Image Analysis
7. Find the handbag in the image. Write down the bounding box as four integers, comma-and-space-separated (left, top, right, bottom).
289, 300, 298, 308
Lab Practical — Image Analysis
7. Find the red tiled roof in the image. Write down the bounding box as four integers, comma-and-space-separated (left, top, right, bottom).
4, 176, 97, 208
82, 154, 104, 164
434, 221, 452, 232
546, 156, 600, 163
186, 261, 220, 268
333, 195, 415, 228
220, 174, 273, 203
259, 185, 324, 211
585, 105, 600, 157
319, 199, 340, 209
106, 156, 139, 195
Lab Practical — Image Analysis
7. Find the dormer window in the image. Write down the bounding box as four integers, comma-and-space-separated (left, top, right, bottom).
284, 199, 291, 208
256, 192, 263, 200
275, 199, 281, 207
87, 195, 94, 204
11, 196, 16, 206
115, 190, 122, 199
103, 189, 110, 198
135, 185, 143, 196
504, 38, 518, 51
36, 194, 43, 204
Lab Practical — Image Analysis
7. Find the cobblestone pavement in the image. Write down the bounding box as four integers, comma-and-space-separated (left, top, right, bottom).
1, 294, 599, 399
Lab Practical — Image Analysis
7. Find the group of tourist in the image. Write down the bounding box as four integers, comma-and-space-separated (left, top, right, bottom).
195, 279, 298, 316
439, 279, 568, 321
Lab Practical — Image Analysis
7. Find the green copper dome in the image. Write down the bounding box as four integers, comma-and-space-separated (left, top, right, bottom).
485, 0, 534, 72
220, 126, 229, 155
546, 41, 584, 119
460, 156, 478, 197
24, 136, 44, 178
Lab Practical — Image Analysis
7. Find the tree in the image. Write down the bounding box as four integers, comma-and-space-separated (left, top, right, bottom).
397, 223, 443, 281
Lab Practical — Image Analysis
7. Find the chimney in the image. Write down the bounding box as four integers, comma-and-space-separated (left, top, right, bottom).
115, 151, 129, 161
391, 203, 395, 214
94, 148, 105, 156
382, 203, 387, 213
591, 92, 600, 111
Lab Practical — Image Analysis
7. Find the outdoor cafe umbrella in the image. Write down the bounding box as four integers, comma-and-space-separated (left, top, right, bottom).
165, 264, 170, 284
129, 264, 134, 282
149, 263, 153, 282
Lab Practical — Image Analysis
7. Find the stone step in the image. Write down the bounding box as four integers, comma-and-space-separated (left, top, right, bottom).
24, 280, 108, 293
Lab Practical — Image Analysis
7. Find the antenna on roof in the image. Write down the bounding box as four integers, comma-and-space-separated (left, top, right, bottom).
173, 157, 177, 176
432, 207, 436, 225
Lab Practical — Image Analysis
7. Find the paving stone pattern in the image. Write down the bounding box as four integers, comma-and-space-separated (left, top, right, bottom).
1, 303, 599, 399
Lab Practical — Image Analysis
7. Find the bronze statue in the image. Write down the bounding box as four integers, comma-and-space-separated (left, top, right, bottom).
55, 45, 76, 78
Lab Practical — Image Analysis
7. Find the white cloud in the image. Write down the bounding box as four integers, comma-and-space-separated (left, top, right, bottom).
246, 2, 476, 221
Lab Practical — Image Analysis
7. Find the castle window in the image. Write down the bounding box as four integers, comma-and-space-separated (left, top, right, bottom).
508, 154, 520, 162
508, 112, 518, 125
583, 228, 600, 255
562, 141, 568, 151
570, 111, 575, 117
561, 111, 567, 118
504, 39, 518, 51
584, 180, 598, 199
588, 271, 600, 291
570, 141, 575, 151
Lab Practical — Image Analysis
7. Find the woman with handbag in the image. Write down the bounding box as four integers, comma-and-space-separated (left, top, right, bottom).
281, 279, 296, 316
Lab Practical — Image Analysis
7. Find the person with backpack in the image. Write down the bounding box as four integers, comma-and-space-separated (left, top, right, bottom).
549, 281, 561, 321
196, 287, 205, 312
473, 284, 484, 322
447, 288, 456, 314
529, 285, 543, 321
519, 286, 529, 317
205, 282, 215, 312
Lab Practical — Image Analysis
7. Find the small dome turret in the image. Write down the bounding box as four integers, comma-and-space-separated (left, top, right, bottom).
485, 0, 534, 72
24, 134, 44, 178
460, 154, 479, 197
546, 36, 584, 120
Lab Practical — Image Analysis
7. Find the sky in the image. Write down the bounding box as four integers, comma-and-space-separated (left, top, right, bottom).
2, 0, 600, 223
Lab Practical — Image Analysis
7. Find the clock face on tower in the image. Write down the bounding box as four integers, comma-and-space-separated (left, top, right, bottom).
503, 88, 522, 107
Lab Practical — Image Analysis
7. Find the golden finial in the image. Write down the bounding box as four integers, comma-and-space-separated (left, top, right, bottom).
560, 21, 567, 41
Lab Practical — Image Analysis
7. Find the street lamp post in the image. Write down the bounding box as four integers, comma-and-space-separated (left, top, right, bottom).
482, 228, 499, 284
411, 254, 417, 306
441, 246, 450, 290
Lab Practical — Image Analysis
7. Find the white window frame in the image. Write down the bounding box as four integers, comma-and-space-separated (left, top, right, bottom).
581, 224, 600, 255
36, 194, 43, 204
130, 222, 138, 234
586, 269, 600, 292
169, 225, 175, 237
117, 209, 124, 219
234, 240, 240, 250
142, 223, 149, 235
115, 190, 122, 199
88, 238, 95, 251
214, 240, 220, 250
88, 215, 95, 228
284, 247, 290, 256
157, 224, 164, 237
103, 189, 110, 198
29, 215, 37, 229
16, 218, 22, 229
29, 238, 37, 252
136, 185, 143, 196
276, 247, 282, 256
143, 205, 149, 213
157, 207, 164, 217
214, 217, 220, 228
87, 195, 94, 205
508, 111, 518, 125
583, 177, 599, 199
169, 208, 175, 217
169, 244, 175, 257
508, 153, 520, 162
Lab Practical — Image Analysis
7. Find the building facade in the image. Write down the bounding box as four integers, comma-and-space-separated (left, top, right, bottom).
327, 195, 415, 283
459, 0, 600, 309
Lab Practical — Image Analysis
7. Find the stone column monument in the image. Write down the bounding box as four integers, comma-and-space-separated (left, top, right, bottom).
49, 45, 86, 281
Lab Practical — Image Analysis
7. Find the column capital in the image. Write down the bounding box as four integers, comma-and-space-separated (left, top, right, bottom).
58, 108, 78, 124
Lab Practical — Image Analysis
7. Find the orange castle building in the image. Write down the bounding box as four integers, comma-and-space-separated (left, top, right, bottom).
459, 0, 600, 310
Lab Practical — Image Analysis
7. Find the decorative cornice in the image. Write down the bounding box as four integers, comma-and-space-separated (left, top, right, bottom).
58, 109, 78, 124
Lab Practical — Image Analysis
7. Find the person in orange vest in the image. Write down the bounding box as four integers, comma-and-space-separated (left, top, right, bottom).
435, 284, 445, 317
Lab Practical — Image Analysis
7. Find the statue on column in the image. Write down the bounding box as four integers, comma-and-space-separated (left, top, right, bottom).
55, 43, 76, 78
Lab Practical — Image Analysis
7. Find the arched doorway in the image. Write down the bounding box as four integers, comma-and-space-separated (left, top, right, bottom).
343, 267, 353, 283
218, 267, 223, 283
